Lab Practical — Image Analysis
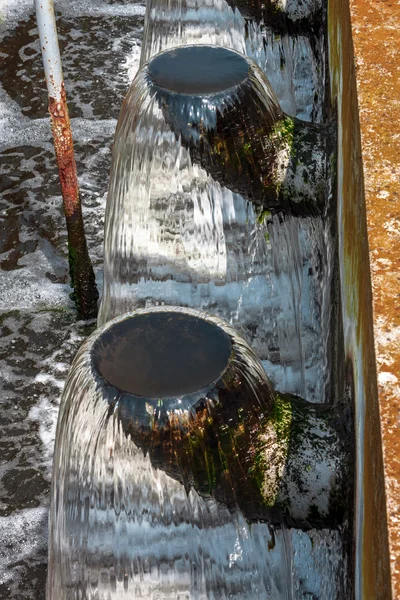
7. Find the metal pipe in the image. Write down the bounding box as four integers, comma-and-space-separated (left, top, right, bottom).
35, 0, 98, 319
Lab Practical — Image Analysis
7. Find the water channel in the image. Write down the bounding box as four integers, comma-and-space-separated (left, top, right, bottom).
0, 0, 354, 598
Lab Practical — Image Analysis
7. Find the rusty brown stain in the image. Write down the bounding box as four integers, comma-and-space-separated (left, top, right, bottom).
349, 0, 400, 597
47, 80, 98, 318
328, 0, 392, 597
48, 81, 81, 219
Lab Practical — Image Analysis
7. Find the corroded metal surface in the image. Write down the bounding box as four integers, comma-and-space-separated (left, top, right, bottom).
47, 87, 98, 318
35, 0, 98, 318
48, 85, 79, 219
349, 0, 400, 597
328, 0, 392, 597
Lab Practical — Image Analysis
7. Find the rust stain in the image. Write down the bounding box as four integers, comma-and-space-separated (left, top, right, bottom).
48, 81, 81, 219
47, 79, 98, 318
350, 0, 400, 597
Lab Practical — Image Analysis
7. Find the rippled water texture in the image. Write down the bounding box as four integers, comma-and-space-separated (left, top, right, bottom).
1, 1, 346, 598
99, 46, 334, 402
140, 0, 327, 122
47, 309, 297, 599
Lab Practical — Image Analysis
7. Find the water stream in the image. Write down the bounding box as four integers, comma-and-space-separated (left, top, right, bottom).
0, 1, 350, 598
99, 46, 333, 402
140, 0, 326, 122
47, 309, 298, 599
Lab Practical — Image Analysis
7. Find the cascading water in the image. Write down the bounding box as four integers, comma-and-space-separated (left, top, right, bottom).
266, 214, 305, 396
47, 10, 348, 600
98, 46, 334, 402
139, 0, 326, 123
47, 308, 297, 599
0, 1, 356, 598
47, 307, 349, 599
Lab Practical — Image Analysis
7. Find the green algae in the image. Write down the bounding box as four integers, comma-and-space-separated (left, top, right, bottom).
257, 209, 272, 225
270, 394, 293, 442
271, 116, 295, 154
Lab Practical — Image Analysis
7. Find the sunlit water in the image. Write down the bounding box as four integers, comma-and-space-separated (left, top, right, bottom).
0, 3, 347, 598
140, 0, 326, 122
99, 47, 333, 402
47, 309, 296, 599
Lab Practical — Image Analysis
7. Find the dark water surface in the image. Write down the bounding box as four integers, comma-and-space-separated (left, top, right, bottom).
93, 311, 232, 397
148, 46, 249, 94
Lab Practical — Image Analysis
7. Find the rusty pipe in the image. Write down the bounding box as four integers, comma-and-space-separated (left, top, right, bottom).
35, 0, 98, 319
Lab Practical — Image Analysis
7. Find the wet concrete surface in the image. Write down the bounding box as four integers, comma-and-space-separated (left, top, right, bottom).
0, 310, 94, 598
1, 13, 142, 120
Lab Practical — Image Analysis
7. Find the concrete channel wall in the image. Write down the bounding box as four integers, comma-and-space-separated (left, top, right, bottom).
328, 0, 396, 597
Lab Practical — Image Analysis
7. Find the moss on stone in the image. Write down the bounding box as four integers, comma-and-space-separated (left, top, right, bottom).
270, 116, 295, 154
270, 394, 293, 442
243, 142, 252, 156
257, 209, 272, 225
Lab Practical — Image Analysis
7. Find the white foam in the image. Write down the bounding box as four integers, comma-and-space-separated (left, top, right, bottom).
0, 240, 74, 312
29, 397, 59, 476
0, 0, 34, 29
61, 1, 146, 18
0, 507, 48, 585
0, 94, 117, 150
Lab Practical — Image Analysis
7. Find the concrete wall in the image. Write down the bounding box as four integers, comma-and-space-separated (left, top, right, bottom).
327, 1, 392, 598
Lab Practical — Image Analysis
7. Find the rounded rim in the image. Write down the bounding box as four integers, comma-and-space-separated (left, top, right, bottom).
91, 307, 233, 399
147, 45, 250, 96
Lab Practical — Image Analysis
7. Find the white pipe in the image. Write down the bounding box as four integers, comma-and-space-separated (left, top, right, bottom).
34, 0, 63, 101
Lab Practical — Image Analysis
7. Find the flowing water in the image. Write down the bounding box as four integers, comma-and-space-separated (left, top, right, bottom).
0, 1, 348, 598
140, 0, 326, 122
99, 46, 334, 402
47, 309, 298, 599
